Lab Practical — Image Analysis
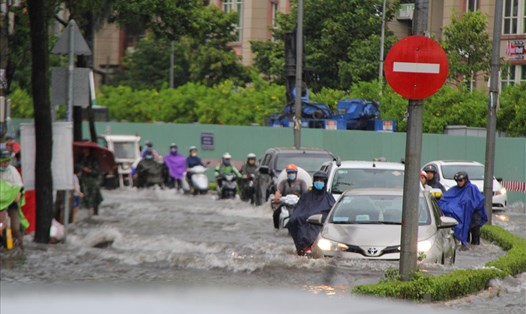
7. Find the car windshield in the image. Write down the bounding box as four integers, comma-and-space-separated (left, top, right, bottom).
113, 142, 138, 160
275, 153, 334, 174
330, 168, 404, 194
330, 195, 430, 225
441, 164, 485, 180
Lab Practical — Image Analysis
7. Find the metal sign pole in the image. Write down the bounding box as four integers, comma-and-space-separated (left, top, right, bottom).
484, 0, 503, 225
293, 0, 303, 149
399, 0, 428, 281
63, 20, 77, 241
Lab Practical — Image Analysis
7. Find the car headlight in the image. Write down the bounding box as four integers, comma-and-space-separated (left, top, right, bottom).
417, 239, 433, 253
496, 188, 506, 196
317, 238, 349, 252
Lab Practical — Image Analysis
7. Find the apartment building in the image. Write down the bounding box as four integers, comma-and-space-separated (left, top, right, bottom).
90, 1, 526, 89
392, 0, 526, 89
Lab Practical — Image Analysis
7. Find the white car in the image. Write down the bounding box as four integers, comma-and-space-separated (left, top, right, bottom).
422, 160, 507, 210
308, 188, 458, 264
320, 159, 405, 201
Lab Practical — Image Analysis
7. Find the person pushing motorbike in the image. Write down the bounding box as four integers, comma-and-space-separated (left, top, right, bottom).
272, 164, 308, 231
239, 153, 258, 203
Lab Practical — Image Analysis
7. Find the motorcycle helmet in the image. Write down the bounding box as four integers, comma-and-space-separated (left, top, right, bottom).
247, 153, 256, 159
423, 164, 437, 173
223, 152, 232, 159
454, 171, 469, 181
313, 171, 328, 182
189, 145, 197, 151
285, 164, 298, 173
0, 150, 10, 162
170, 143, 177, 149
144, 140, 153, 148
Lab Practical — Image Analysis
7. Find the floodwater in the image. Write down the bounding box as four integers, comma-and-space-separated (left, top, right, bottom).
1, 188, 525, 313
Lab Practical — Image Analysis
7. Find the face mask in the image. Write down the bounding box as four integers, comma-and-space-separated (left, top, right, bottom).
223, 159, 231, 166
287, 173, 296, 181
0, 166, 7, 172
170, 149, 178, 155
313, 181, 325, 190
191, 152, 197, 157
145, 155, 153, 160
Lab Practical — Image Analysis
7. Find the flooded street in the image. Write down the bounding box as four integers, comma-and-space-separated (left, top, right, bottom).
1, 188, 525, 313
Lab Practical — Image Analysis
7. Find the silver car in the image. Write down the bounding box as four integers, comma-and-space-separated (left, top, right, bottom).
309, 188, 458, 264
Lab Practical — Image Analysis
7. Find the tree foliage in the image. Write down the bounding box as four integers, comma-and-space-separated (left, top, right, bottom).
110, 5, 249, 89
442, 10, 492, 86
251, 0, 399, 91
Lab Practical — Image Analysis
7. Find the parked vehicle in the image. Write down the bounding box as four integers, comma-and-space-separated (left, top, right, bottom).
266, 99, 396, 132
97, 134, 141, 187
308, 188, 458, 264
422, 160, 507, 210
182, 165, 209, 195
254, 146, 337, 206
320, 159, 405, 201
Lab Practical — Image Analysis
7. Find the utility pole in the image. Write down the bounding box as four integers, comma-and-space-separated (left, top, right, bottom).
0, 0, 9, 139
484, 0, 503, 225
378, 0, 387, 95
399, 0, 428, 281
169, 41, 174, 88
293, 0, 303, 149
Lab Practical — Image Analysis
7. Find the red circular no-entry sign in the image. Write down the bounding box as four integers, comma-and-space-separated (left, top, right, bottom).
384, 36, 448, 100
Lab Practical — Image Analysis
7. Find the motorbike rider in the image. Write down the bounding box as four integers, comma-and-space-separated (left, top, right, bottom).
272, 164, 308, 231
136, 148, 168, 188
141, 140, 160, 161
287, 171, 336, 256
239, 153, 258, 203
163, 143, 186, 190
186, 145, 205, 188
423, 164, 446, 193
438, 171, 487, 250
0, 149, 29, 250
214, 152, 241, 190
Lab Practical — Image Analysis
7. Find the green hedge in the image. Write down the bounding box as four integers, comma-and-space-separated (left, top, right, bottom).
352, 225, 526, 302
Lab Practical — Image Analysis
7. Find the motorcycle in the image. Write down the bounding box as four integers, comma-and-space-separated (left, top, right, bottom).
240, 174, 256, 204
277, 194, 300, 230
182, 165, 209, 195
217, 173, 238, 199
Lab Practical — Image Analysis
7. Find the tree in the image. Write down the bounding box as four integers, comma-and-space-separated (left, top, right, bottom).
251, 0, 399, 91
28, 0, 53, 244
442, 10, 492, 87
111, 5, 249, 89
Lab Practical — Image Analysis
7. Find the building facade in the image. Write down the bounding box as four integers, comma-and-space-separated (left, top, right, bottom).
89, 1, 526, 89
391, 0, 526, 90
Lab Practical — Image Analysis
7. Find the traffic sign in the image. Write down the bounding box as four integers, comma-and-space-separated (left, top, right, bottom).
384, 36, 448, 100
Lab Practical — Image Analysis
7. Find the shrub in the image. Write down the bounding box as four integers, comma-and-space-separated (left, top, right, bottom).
352, 225, 526, 302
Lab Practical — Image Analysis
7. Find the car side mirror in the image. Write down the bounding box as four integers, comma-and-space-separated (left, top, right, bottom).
307, 214, 324, 225
259, 165, 270, 175
438, 216, 458, 229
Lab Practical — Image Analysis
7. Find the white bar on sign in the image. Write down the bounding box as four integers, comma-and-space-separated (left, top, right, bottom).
393, 62, 440, 74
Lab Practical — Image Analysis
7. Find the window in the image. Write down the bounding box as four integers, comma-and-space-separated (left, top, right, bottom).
501, 65, 516, 89
467, 0, 478, 12
503, 0, 519, 34
222, 0, 243, 41
271, 2, 279, 29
